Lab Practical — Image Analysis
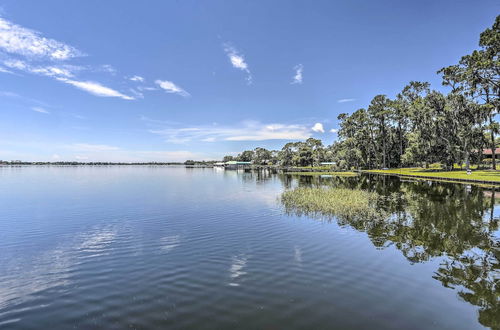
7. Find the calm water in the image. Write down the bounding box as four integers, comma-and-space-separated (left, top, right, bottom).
0, 166, 498, 329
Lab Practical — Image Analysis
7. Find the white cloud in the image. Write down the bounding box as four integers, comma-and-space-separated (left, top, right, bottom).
98, 64, 116, 74
31, 106, 49, 114
130, 75, 144, 82
3, 59, 80, 78
330, 128, 338, 133
223, 44, 252, 84
32, 66, 73, 77
0, 66, 13, 74
4, 59, 133, 100
138, 86, 158, 91
311, 123, 325, 133
0, 17, 82, 60
338, 98, 356, 103
57, 78, 134, 100
291, 64, 303, 84
129, 88, 144, 99
149, 121, 312, 143
0, 18, 141, 102
155, 80, 190, 97
3, 59, 27, 70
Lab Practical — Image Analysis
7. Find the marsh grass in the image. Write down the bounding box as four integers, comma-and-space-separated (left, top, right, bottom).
281, 187, 385, 220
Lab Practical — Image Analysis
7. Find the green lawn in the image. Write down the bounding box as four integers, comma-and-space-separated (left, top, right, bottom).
366, 168, 500, 183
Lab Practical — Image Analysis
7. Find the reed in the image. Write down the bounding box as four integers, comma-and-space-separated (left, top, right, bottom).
281, 187, 382, 219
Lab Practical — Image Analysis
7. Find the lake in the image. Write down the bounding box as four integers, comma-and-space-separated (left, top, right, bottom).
0, 166, 498, 329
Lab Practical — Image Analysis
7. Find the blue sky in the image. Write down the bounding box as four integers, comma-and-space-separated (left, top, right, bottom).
0, 0, 498, 162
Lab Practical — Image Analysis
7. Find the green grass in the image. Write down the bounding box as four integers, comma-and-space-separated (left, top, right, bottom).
366, 167, 500, 183
286, 171, 358, 176
281, 187, 382, 219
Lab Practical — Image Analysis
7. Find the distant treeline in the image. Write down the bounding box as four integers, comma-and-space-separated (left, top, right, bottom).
223, 16, 500, 171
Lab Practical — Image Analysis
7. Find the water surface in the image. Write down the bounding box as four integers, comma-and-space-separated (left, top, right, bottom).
0, 166, 498, 329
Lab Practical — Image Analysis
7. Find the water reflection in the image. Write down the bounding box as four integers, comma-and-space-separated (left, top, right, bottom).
279, 173, 500, 329
159, 235, 181, 253
229, 255, 248, 287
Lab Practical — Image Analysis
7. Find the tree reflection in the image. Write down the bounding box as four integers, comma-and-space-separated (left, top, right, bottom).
279, 174, 499, 329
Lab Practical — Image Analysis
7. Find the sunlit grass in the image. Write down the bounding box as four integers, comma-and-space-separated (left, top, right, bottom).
367, 168, 500, 182
281, 187, 382, 219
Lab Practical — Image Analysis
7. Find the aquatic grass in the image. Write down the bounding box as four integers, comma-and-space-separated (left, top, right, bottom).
280, 187, 383, 220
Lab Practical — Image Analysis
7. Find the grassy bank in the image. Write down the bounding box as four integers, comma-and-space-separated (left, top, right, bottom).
366, 168, 500, 183
286, 171, 357, 176
281, 187, 382, 219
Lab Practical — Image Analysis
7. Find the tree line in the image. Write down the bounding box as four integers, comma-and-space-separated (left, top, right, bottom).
223, 16, 499, 171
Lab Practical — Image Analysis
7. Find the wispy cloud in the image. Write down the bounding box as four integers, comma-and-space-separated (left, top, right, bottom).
0, 66, 13, 74
0, 17, 139, 101
130, 75, 144, 82
223, 43, 252, 84
31, 106, 49, 114
311, 122, 324, 133
291, 64, 303, 84
0, 17, 82, 60
338, 98, 356, 103
149, 121, 312, 143
2, 55, 133, 101
57, 78, 134, 100
155, 80, 190, 97
330, 128, 338, 133
3, 59, 78, 78
97, 64, 116, 74
129, 88, 144, 99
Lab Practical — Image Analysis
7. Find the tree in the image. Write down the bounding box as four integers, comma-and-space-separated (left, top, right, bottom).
305, 138, 324, 166
237, 150, 254, 162
253, 147, 272, 165
368, 95, 392, 168
278, 142, 298, 166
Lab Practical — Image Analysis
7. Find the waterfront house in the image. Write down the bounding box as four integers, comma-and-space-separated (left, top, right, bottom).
225, 161, 252, 169
482, 148, 500, 158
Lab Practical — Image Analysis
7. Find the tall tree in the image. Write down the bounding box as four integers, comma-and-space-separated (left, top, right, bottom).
368, 95, 392, 168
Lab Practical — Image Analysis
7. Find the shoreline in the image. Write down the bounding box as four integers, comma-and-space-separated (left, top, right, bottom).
360, 169, 500, 186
